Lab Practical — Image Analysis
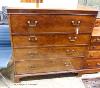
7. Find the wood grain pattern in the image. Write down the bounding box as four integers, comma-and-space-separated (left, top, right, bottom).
13, 46, 88, 61
12, 34, 90, 47
88, 51, 100, 58
86, 59, 100, 68
7, 9, 98, 82
15, 58, 85, 74
9, 15, 95, 34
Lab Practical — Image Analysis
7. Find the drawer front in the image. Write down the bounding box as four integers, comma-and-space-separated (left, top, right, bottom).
88, 51, 100, 58
12, 34, 90, 47
66, 58, 85, 70
90, 36, 100, 50
86, 59, 100, 68
91, 36, 100, 44
90, 45, 100, 50
10, 15, 95, 34
15, 58, 84, 74
13, 46, 87, 60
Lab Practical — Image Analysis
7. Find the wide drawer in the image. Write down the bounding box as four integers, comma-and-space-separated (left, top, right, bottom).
86, 59, 100, 68
13, 46, 88, 60
15, 58, 84, 74
10, 15, 95, 34
88, 51, 100, 58
12, 34, 90, 47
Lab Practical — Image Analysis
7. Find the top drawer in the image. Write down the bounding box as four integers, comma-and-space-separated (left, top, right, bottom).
9, 15, 95, 34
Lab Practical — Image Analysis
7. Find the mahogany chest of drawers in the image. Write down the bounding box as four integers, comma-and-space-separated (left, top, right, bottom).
7, 9, 98, 82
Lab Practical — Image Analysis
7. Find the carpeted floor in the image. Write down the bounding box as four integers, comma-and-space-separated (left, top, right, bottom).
82, 77, 100, 88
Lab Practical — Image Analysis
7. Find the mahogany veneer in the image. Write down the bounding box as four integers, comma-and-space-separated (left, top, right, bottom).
7, 9, 98, 82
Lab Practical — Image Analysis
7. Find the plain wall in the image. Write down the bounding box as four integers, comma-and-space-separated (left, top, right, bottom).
0, 0, 78, 10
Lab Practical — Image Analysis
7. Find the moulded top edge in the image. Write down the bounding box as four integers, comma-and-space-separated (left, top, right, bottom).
7, 8, 98, 16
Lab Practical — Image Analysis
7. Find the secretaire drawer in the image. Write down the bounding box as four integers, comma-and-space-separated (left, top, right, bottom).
13, 46, 87, 60
10, 15, 95, 34
12, 34, 90, 47
15, 58, 84, 74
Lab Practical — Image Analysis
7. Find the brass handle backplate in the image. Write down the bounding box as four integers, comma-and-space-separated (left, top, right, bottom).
71, 20, 81, 34
29, 65, 37, 69
65, 49, 76, 55
68, 36, 77, 42
28, 36, 38, 42
28, 51, 38, 57
64, 62, 70, 66
97, 63, 100, 66
27, 20, 38, 27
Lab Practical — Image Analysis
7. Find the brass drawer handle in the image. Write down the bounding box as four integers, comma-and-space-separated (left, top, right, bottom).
97, 63, 100, 66
30, 66, 36, 69
66, 49, 70, 52
71, 20, 81, 34
96, 38, 100, 42
93, 38, 100, 42
87, 64, 90, 66
72, 49, 75, 52
66, 50, 71, 55
66, 49, 75, 52
27, 20, 38, 27
29, 36, 38, 42
91, 46, 96, 49
28, 51, 38, 57
64, 62, 70, 66
89, 54, 93, 57
68, 36, 77, 42
65, 49, 75, 55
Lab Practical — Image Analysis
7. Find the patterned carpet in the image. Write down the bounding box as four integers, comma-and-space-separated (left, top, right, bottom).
82, 77, 100, 88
